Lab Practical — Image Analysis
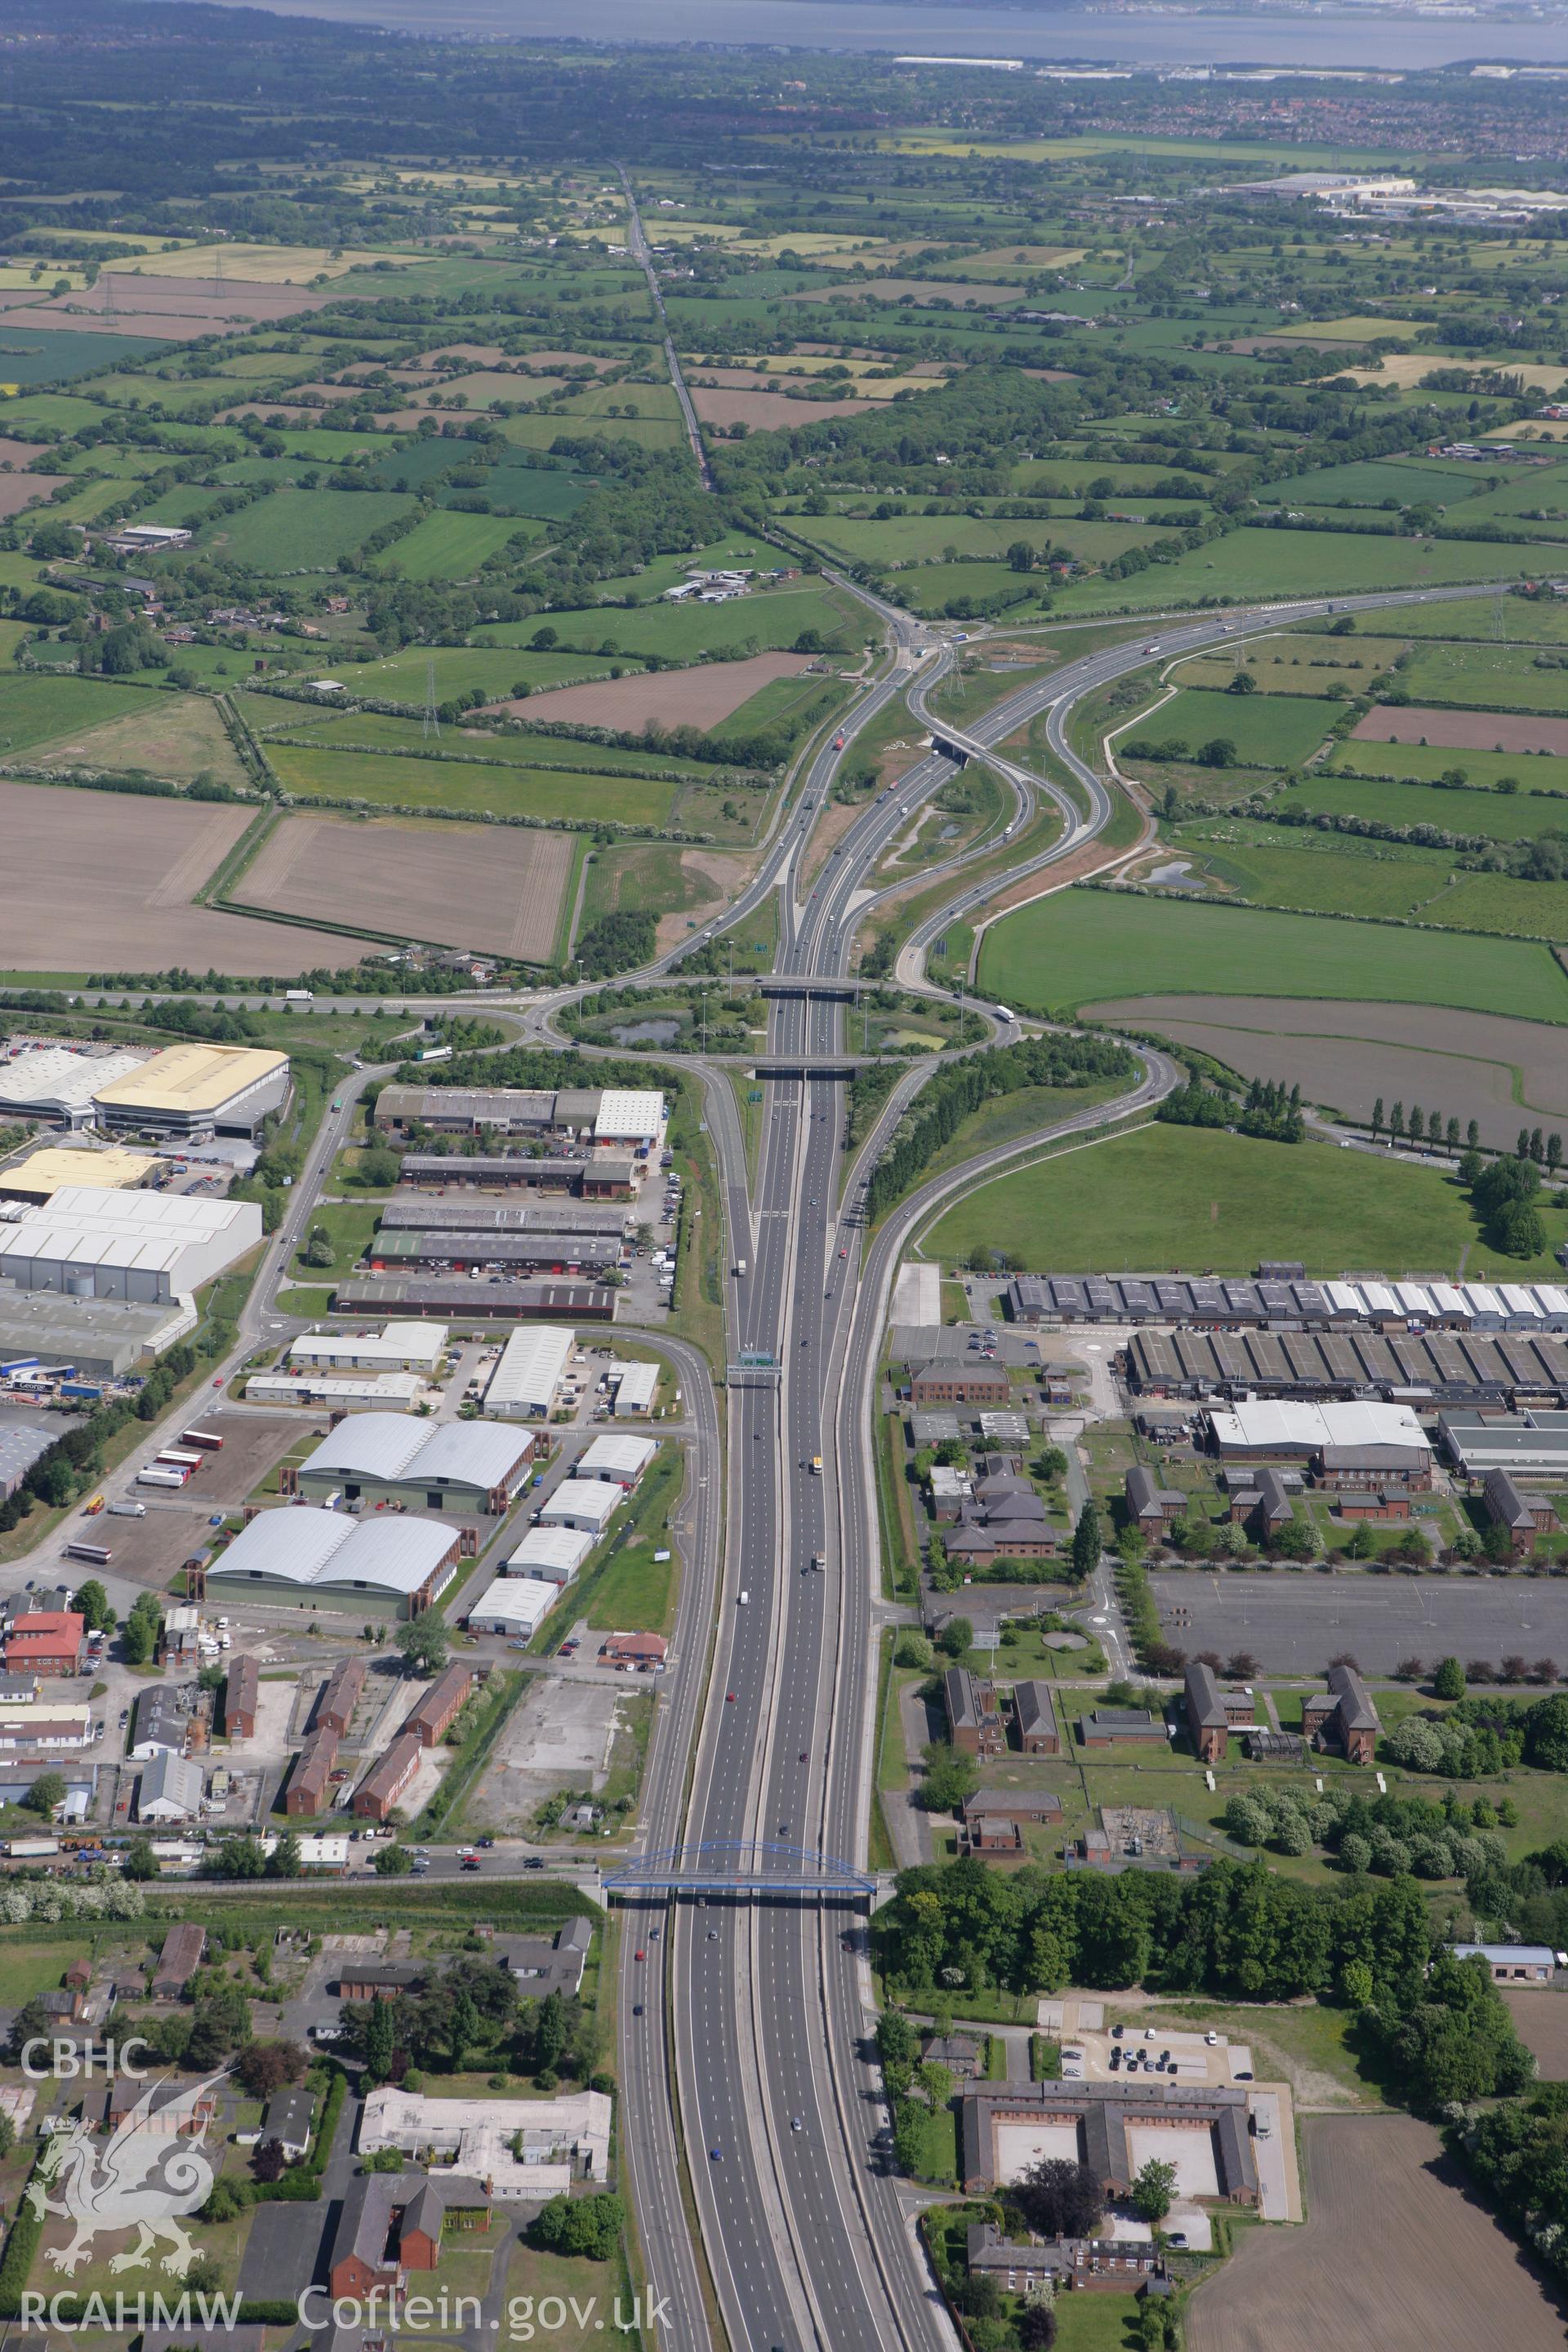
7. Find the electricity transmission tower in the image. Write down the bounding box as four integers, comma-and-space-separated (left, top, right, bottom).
423, 660, 441, 740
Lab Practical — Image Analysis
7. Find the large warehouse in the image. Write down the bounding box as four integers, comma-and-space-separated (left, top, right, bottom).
376, 1200, 630, 1238
0, 1187, 263, 1303
207, 1507, 462, 1619
1129, 1325, 1568, 1409
399, 1156, 635, 1199
286, 1414, 534, 1514
467, 1576, 558, 1639
1438, 1407, 1568, 1481
1205, 1399, 1433, 1478
374, 1086, 559, 1137
485, 1326, 575, 1420
0, 1044, 151, 1129
92, 1042, 291, 1139
0, 1147, 158, 1205
504, 1525, 594, 1585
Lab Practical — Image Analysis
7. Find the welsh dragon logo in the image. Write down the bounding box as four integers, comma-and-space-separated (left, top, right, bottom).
25, 2072, 225, 2276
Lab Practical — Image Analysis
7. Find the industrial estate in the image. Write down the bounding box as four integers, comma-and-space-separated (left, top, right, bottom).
0, 12, 1567, 2352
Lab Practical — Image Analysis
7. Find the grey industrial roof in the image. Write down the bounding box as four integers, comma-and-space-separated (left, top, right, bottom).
0, 1422, 53, 1489
298, 1413, 528, 1491
210, 1508, 457, 1598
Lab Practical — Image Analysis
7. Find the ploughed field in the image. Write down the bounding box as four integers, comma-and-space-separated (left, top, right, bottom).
235, 813, 576, 960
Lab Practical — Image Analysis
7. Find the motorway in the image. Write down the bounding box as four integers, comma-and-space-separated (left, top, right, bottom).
11, 564, 1516, 2347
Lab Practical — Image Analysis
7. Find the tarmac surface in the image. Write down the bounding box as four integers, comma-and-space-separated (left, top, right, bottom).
1152, 1570, 1568, 1674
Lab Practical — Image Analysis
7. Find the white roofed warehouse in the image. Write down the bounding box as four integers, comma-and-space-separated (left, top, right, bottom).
485, 1325, 574, 1419
207, 1506, 462, 1620
0, 1187, 262, 1303
574, 1433, 657, 1489
286, 1414, 533, 1515
539, 1479, 622, 1537
595, 1089, 666, 1149
505, 1526, 594, 1586
467, 1577, 559, 1639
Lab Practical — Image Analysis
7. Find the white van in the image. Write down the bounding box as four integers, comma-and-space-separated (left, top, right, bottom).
738, 1590, 749, 1606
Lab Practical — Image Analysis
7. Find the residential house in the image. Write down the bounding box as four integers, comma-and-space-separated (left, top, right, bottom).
262, 2084, 314, 2161
599, 1631, 667, 1669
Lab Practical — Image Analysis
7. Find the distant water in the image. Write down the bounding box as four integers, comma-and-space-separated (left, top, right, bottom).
197, 0, 1568, 70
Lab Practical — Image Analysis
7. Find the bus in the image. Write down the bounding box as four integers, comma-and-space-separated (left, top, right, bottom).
65, 1541, 113, 1567
180, 1428, 224, 1453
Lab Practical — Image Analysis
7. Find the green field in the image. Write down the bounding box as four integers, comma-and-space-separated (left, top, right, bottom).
0, 671, 160, 753
789, 513, 1160, 567
493, 411, 683, 451
1276, 772, 1568, 840
1396, 641, 1568, 710
1137, 686, 1333, 766
978, 885, 1568, 1020
1054, 527, 1539, 613
1327, 736, 1568, 795
199, 488, 416, 569
1307, 592, 1568, 644
275, 706, 703, 780
924, 1122, 1568, 1279
1285, 457, 1489, 508
265, 739, 679, 826
387, 507, 537, 580
473, 581, 858, 662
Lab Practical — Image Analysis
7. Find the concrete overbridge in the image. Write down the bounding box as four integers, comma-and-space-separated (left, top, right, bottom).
755, 976, 860, 1001
749, 1057, 866, 1080
604, 1841, 875, 1901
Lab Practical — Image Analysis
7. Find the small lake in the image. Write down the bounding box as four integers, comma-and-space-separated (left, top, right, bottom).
608, 1017, 682, 1045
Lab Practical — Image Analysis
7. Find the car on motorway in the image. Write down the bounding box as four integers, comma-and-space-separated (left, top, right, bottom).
633, 2002, 644, 2016
635, 1948, 646, 1962
523, 1857, 545, 1870
461, 1857, 480, 1872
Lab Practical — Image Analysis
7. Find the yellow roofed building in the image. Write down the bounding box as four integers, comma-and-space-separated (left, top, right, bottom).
92, 1043, 290, 1138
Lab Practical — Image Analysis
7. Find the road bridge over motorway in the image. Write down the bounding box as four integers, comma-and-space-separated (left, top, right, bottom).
605, 1841, 875, 1899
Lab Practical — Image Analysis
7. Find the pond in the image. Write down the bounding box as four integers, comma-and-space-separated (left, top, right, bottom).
608, 1017, 682, 1045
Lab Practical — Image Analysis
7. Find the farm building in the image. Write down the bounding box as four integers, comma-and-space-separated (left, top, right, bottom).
944, 1667, 1005, 1759
287, 1322, 448, 1375
1439, 1407, 1568, 1481
503, 1526, 593, 1586
467, 1577, 557, 1639
1447, 1942, 1559, 1983
0, 1147, 158, 1205
0, 1187, 262, 1303
484, 1325, 575, 1419
207, 1508, 462, 1621
332, 1277, 617, 1322
539, 1479, 621, 1537
286, 1414, 532, 1514
574, 1432, 656, 1488
610, 1361, 659, 1415
91, 1042, 290, 1139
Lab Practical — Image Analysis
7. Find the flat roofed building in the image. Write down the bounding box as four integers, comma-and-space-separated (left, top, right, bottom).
288, 1322, 448, 1375
468, 1577, 557, 1638
1206, 1398, 1432, 1468
539, 1479, 621, 1536
1440, 1407, 1568, 1481
373, 1085, 557, 1136
0, 1147, 157, 1204
595, 1089, 666, 1145
333, 1276, 617, 1321
359, 2083, 611, 2199
93, 1043, 289, 1138
207, 1508, 461, 1621
485, 1325, 574, 1419
247, 1370, 425, 1410
574, 1432, 656, 1487
0, 1187, 262, 1303
504, 1526, 593, 1585
377, 1199, 628, 1238
0, 1045, 152, 1127
371, 1228, 620, 1276
291, 1413, 532, 1515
